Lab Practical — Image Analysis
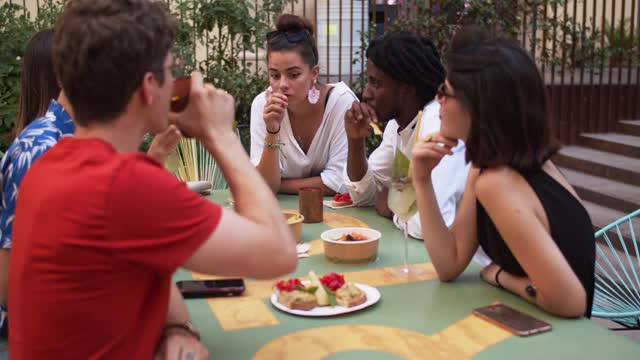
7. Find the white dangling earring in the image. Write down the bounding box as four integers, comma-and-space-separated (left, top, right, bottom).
307, 80, 320, 104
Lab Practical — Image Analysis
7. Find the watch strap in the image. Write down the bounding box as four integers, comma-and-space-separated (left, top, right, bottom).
163, 321, 201, 341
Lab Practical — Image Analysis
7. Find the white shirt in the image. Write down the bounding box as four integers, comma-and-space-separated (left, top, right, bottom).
343, 100, 470, 239
250, 82, 356, 193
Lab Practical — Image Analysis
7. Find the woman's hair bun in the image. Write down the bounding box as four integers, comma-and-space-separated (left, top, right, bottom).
276, 14, 314, 36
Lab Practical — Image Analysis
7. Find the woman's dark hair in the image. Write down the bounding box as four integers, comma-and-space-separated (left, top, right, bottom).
267, 14, 318, 67
13, 28, 60, 139
445, 26, 559, 173
366, 31, 445, 106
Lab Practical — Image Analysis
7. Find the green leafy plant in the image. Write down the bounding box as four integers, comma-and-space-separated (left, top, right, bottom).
390, 0, 523, 55
0, 2, 62, 152
170, 0, 290, 147
604, 18, 639, 67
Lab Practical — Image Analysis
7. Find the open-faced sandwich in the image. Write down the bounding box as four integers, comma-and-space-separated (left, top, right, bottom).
274, 271, 366, 310
332, 193, 353, 207
275, 278, 317, 310
336, 283, 367, 308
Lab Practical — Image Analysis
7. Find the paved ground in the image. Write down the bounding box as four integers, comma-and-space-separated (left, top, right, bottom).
592, 318, 640, 343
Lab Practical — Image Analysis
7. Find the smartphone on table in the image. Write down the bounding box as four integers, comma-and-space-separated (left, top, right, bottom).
473, 303, 552, 336
176, 279, 245, 299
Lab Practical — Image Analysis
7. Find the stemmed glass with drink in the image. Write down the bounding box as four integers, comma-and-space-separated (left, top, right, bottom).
387, 149, 424, 277
387, 111, 425, 278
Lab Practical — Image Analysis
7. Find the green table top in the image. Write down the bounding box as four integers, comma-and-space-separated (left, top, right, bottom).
175, 191, 639, 359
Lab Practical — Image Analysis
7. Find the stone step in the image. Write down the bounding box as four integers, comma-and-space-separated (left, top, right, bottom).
553, 146, 640, 186
559, 167, 640, 214
579, 133, 640, 159
583, 201, 637, 252
619, 120, 640, 137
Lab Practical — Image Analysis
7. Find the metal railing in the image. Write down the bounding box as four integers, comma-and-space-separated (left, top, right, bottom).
3, 0, 639, 144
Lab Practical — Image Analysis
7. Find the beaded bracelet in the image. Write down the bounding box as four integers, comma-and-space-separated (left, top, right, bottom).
265, 141, 284, 149
265, 141, 287, 159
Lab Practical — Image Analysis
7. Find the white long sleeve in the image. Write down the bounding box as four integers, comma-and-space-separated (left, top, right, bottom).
342, 120, 397, 206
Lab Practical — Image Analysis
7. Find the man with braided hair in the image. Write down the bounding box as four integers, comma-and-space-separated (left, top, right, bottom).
343, 31, 471, 241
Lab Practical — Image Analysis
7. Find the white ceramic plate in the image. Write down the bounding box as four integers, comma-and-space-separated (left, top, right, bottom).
270, 282, 381, 317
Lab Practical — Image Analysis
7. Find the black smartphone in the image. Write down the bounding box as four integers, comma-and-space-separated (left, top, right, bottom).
473, 303, 552, 336
176, 279, 245, 299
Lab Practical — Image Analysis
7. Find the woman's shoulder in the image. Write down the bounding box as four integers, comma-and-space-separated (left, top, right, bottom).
475, 166, 529, 198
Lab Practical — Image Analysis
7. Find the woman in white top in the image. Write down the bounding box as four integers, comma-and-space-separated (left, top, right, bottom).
250, 14, 356, 194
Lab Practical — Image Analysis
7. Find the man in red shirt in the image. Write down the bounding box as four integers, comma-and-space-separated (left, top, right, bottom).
8, 0, 297, 359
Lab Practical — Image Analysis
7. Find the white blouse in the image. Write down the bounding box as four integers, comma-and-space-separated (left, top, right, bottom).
250, 82, 357, 193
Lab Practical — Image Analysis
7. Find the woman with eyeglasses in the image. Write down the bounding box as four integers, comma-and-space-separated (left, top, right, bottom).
411, 27, 595, 318
250, 14, 357, 195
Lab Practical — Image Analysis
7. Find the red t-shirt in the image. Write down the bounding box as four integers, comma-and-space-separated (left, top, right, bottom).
9, 137, 222, 359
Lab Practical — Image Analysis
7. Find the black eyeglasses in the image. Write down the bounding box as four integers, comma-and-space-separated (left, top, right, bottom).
436, 83, 455, 100
266, 30, 318, 63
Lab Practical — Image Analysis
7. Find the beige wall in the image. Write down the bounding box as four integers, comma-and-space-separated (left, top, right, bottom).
550, 1, 636, 27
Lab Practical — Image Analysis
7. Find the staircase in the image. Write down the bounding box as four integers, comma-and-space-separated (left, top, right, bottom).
553, 120, 640, 248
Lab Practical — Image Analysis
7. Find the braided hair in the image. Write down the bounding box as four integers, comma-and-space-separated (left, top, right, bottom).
366, 32, 445, 106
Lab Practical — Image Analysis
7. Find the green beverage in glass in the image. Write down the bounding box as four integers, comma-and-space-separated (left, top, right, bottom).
387, 147, 424, 277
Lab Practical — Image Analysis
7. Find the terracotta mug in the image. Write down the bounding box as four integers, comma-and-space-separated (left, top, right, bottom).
170, 76, 191, 113
299, 187, 323, 223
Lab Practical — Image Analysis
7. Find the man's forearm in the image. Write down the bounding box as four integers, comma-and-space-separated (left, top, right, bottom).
346, 139, 368, 182
374, 188, 393, 218
255, 133, 282, 193
166, 282, 191, 325
202, 132, 283, 228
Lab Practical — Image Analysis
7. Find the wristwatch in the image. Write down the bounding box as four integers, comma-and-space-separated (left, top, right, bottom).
164, 320, 201, 341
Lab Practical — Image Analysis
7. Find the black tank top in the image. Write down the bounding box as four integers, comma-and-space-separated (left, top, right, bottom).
476, 169, 595, 317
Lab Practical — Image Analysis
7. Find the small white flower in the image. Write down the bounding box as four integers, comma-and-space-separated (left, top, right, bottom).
16, 56, 21, 61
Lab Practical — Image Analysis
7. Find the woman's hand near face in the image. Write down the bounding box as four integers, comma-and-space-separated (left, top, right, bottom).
411, 133, 457, 183
263, 91, 288, 132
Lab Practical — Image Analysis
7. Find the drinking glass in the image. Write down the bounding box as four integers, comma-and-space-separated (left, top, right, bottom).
387, 150, 424, 277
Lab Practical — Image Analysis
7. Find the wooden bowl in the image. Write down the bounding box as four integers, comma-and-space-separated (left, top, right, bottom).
320, 227, 381, 264
283, 211, 304, 243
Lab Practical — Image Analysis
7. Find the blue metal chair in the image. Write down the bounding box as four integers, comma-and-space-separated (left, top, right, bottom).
591, 208, 640, 329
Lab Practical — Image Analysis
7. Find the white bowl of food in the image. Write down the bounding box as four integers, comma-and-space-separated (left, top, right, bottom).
320, 227, 381, 263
